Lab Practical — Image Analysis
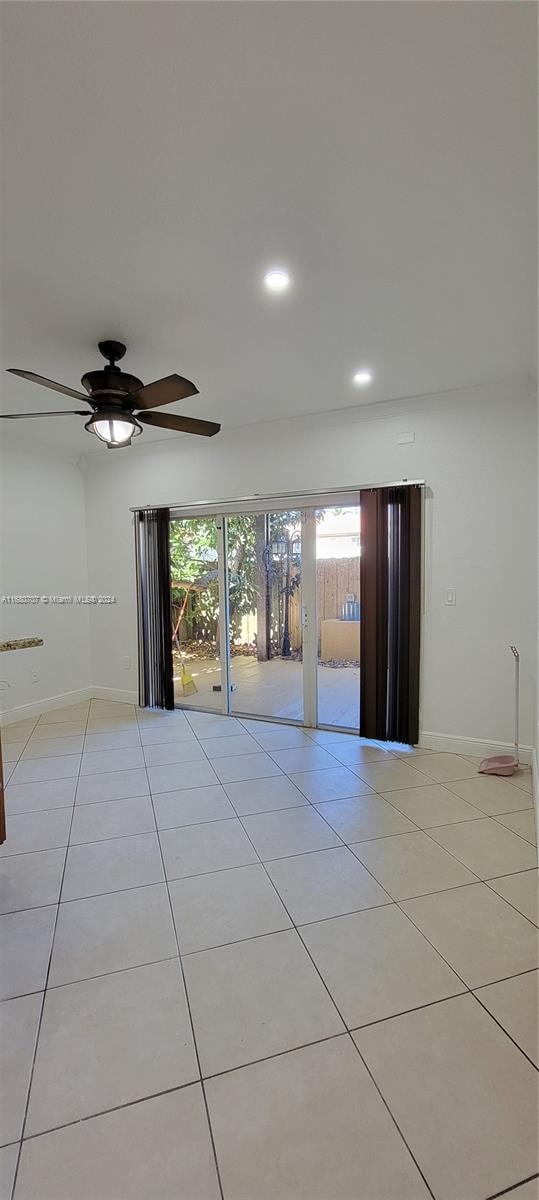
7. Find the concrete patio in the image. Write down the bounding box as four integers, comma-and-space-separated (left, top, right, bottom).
173, 655, 360, 729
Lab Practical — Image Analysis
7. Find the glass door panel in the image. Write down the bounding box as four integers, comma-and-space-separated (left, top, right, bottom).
227, 511, 304, 721
315, 504, 361, 729
169, 516, 223, 710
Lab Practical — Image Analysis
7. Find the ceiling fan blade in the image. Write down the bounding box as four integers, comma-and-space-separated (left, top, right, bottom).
137, 411, 220, 437
0, 410, 89, 419
7, 369, 91, 402
133, 373, 199, 410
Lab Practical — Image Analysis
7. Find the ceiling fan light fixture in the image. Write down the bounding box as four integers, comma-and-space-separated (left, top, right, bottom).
85, 411, 142, 448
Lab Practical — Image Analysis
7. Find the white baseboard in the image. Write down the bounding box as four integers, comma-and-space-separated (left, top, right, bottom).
418, 730, 533, 766
0, 687, 92, 726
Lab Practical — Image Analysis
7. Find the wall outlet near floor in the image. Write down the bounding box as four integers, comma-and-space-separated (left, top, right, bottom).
397, 431, 415, 444
444, 588, 456, 606
30, 668, 40, 683
122, 655, 131, 670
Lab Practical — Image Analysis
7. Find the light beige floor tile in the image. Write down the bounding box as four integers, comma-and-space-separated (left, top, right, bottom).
183, 929, 344, 1075
0, 992, 42, 1144
39, 705, 89, 725
380, 783, 483, 828
2, 719, 38, 742
160, 818, 258, 879
328, 741, 394, 767
76, 768, 149, 804
139, 722, 200, 745
212, 752, 282, 784
496, 809, 537, 844
0, 810, 72, 857
509, 771, 534, 795
401, 883, 539, 987
69, 796, 155, 844
355, 993, 539, 1200
141, 739, 204, 766
475, 970, 538, 1066
170, 864, 291, 954
26, 960, 198, 1135
353, 759, 431, 792
5, 779, 76, 817
289, 766, 374, 803
0, 907, 56, 1000
353, 831, 477, 899
505, 1179, 539, 1199
249, 727, 314, 751
206, 1036, 430, 1200
136, 706, 189, 724
488, 870, 538, 925
0, 1144, 18, 1200
61, 833, 164, 902
406, 753, 478, 783
0, 849, 65, 914
428, 818, 537, 879
31, 722, 86, 740
242, 806, 341, 860
443, 774, 533, 815
147, 759, 218, 794
199, 734, 259, 759
238, 718, 296, 736
302, 904, 463, 1027
80, 747, 145, 776
303, 729, 370, 747
185, 713, 241, 738
316, 795, 417, 843
22, 737, 84, 760
89, 702, 134, 718
86, 718, 138, 735
9, 756, 80, 786
223, 774, 309, 817
49, 884, 176, 987
268, 745, 340, 773
1, 742, 25, 763
83, 730, 141, 752
153, 784, 235, 829
16, 1086, 220, 1200
266, 846, 390, 924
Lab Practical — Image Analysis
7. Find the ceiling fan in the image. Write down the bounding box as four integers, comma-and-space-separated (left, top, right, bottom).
2, 341, 221, 448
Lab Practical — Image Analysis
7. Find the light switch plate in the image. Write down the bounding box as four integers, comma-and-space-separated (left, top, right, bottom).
444, 588, 456, 606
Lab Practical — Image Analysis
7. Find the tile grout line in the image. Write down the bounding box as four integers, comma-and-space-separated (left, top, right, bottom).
484, 1172, 539, 1199
8, 700, 93, 1200
134, 708, 226, 1200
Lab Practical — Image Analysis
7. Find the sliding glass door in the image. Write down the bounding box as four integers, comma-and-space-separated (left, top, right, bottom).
315, 504, 361, 730
169, 500, 360, 732
169, 516, 223, 711
227, 511, 304, 722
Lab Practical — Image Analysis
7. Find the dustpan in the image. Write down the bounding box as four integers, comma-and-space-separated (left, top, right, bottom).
479, 646, 519, 776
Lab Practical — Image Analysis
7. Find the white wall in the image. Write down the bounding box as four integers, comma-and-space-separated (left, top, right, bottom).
0, 445, 92, 719
82, 380, 537, 750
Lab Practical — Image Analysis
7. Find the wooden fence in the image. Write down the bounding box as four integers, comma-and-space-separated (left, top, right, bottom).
290, 557, 360, 650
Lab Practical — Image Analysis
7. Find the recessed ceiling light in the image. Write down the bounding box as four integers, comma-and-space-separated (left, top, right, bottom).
263, 268, 291, 293
352, 369, 373, 387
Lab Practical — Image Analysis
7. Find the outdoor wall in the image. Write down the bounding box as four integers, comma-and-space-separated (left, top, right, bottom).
82, 380, 537, 751
0, 444, 92, 719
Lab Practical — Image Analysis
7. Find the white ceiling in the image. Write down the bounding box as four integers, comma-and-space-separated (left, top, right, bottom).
0, 1, 536, 455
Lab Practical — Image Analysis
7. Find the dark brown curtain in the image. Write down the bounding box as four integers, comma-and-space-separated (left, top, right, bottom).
134, 508, 174, 709
360, 485, 421, 744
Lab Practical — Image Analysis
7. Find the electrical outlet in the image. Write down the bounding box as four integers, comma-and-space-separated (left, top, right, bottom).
444, 588, 456, 606
397, 431, 415, 445
31, 668, 40, 684
122, 655, 131, 670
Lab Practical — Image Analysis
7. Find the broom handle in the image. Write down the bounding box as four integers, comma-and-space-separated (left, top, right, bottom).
510, 646, 519, 762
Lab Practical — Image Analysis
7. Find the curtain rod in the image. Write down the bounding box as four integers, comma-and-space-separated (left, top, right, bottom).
130, 480, 426, 514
